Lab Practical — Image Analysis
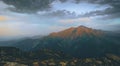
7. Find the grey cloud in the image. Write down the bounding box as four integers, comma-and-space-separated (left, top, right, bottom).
2, 0, 54, 13
81, 7, 120, 19
42, 10, 76, 18
1, 0, 68, 13
59, 0, 68, 3
63, 0, 120, 19
1, 0, 120, 19
78, 0, 120, 19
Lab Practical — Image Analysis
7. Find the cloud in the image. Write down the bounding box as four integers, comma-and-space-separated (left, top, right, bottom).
59, 17, 91, 23
0, 0, 119, 38
0, 16, 8, 21
78, 0, 120, 19
2, 0, 119, 19
56, 0, 120, 19
40, 10, 76, 18
2, 0, 54, 13
81, 7, 120, 19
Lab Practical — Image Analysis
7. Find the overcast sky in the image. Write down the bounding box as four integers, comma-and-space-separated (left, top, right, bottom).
0, 0, 120, 39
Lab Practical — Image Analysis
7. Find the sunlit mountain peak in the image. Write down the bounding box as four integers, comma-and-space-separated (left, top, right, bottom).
50, 26, 103, 39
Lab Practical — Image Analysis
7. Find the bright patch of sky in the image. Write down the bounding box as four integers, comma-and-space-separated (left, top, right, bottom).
52, 1, 110, 15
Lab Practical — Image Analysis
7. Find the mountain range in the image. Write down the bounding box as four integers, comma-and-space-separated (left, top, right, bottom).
0, 26, 120, 58
0, 26, 120, 66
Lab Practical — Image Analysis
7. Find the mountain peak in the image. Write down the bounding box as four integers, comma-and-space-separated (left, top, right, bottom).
78, 25, 88, 28
50, 26, 103, 38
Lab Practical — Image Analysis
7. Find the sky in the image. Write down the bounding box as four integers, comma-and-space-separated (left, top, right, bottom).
0, 0, 120, 39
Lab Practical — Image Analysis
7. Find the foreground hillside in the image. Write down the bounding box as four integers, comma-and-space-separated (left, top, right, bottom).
0, 47, 120, 66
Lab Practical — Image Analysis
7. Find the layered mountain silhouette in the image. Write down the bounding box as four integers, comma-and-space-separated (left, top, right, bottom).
0, 26, 120, 66
5, 26, 118, 58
